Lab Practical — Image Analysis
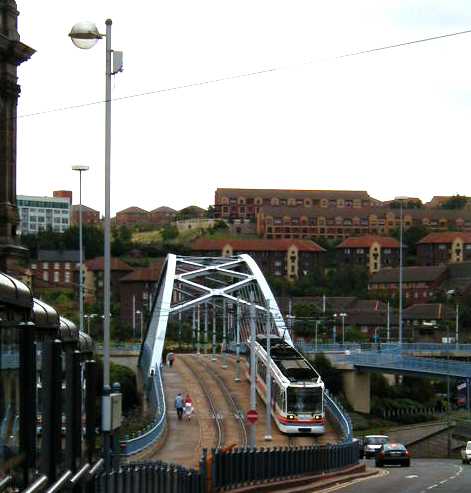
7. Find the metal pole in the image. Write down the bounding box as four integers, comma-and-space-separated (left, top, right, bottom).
102, 18, 112, 473
78, 170, 84, 334
399, 202, 403, 346
456, 303, 459, 347
192, 306, 196, 351
249, 295, 257, 448
204, 302, 208, 354
322, 294, 326, 314
140, 311, 143, 342
315, 321, 318, 353
387, 300, 390, 342
333, 316, 337, 344
446, 310, 451, 458
235, 299, 241, 382
178, 311, 182, 350
342, 315, 345, 345
132, 295, 136, 339
288, 298, 292, 340
265, 301, 272, 441
222, 299, 228, 368
197, 304, 201, 355
212, 300, 217, 361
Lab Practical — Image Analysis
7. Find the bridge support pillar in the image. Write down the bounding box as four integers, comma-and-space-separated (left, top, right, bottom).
342, 370, 371, 414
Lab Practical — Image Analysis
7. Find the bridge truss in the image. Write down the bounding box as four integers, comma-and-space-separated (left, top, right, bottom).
139, 254, 291, 376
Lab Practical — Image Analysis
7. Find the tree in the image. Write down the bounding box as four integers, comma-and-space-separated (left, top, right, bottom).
161, 225, 179, 241
441, 195, 468, 210
390, 225, 428, 258
310, 352, 342, 395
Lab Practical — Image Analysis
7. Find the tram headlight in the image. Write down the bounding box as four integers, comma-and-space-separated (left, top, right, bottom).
314, 415, 321, 420
287, 414, 295, 420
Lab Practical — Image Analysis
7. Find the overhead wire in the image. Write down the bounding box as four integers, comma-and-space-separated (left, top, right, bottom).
17, 27, 471, 120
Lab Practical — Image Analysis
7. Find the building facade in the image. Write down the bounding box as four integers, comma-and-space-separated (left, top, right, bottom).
30, 250, 80, 294
257, 206, 471, 241
417, 232, 471, 266
191, 238, 325, 280
368, 265, 447, 304
17, 194, 71, 234
214, 188, 380, 220
71, 204, 101, 226
336, 235, 401, 274
119, 259, 164, 329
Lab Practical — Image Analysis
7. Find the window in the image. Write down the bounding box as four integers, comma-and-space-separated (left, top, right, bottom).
31, 263, 37, 270
42, 262, 49, 269
43, 271, 49, 281
65, 271, 71, 283
65, 263, 71, 270
53, 271, 60, 282
54, 263, 59, 270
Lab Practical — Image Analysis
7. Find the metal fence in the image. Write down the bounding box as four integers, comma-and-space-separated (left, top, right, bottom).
121, 365, 167, 456
94, 461, 203, 493
211, 441, 360, 491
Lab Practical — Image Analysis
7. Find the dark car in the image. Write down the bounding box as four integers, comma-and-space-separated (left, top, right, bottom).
375, 443, 410, 467
362, 435, 389, 459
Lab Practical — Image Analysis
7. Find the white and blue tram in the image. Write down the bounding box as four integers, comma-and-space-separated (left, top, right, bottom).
253, 335, 325, 434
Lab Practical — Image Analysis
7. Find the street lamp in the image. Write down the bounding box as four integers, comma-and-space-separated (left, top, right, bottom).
72, 164, 89, 334
136, 310, 144, 342
69, 19, 123, 471
84, 313, 97, 334
395, 196, 408, 346
333, 313, 347, 344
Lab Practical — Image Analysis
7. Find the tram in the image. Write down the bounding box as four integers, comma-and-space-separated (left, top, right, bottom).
253, 335, 325, 434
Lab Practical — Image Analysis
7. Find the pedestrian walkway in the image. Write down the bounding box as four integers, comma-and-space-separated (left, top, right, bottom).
145, 359, 201, 467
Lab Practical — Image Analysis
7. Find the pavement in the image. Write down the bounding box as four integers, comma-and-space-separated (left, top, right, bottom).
140, 359, 201, 468
315, 458, 469, 493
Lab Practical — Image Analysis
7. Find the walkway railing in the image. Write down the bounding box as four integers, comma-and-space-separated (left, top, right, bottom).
324, 390, 353, 442
120, 365, 167, 456
334, 352, 471, 379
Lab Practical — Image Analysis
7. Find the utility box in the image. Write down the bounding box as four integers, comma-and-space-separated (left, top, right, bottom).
102, 393, 122, 431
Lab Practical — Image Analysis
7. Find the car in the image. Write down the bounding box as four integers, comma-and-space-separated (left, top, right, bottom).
461, 441, 471, 464
362, 435, 389, 459
375, 443, 410, 467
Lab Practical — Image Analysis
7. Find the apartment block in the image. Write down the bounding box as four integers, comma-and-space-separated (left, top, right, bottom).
31, 250, 80, 292
191, 238, 325, 280
336, 235, 401, 274
417, 232, 471, 266
71, 204, 101, 226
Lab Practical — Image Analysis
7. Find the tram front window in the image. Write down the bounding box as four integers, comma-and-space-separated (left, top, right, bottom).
287, 387, 322, 414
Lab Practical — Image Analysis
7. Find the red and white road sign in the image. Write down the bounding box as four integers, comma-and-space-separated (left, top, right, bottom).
246, 409, 258, 424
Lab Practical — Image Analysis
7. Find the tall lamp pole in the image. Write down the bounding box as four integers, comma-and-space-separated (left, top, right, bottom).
72, 165, 89, 334
69, 20, 123, 472
395, 196, 408, 346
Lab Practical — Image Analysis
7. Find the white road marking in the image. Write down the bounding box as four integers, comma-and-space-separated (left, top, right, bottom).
439, 480, 447, 484
406, 475, 419, 479
312, 469, 388, 492
427, 485, 437, 490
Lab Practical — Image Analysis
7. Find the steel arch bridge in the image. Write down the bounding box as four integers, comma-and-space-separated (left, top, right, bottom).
139, 254, 292, 377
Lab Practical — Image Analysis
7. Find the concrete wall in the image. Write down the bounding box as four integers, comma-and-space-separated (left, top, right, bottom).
342, 370, 371, 414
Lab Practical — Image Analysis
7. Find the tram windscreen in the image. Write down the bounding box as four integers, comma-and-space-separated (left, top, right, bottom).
287, 387, 323, 414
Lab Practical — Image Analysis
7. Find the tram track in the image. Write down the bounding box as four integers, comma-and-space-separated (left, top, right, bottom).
179, 355, 224, 449
192, 355, 248, 448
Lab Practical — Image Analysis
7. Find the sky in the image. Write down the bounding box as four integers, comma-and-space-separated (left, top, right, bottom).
15, 1, 471, 215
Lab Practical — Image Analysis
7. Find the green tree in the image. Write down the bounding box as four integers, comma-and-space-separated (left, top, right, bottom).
441, 195, 468, 210
161, 224, 179, 241
310, 352, 342, 395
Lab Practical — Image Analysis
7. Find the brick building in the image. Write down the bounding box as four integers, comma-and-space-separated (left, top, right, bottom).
71, 204, 101, 226
191, 238, 325, 280
85, 256, 133, 303
149, 206, 177, 226
257, 206, 471, 241
336, 235, 401, 274
115, 206, 149, 226
417, 232, 471, 266
214, 188, 380, 220
368, 265, 447, 304
30, 249, 80, 292
119, 259, 164, 328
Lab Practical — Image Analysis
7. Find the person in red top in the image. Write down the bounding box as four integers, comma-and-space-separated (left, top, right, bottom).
184, 394, 193, 421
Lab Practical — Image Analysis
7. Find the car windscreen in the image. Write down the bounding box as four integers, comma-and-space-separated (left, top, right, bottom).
287, 386, 322, 414
366, 437, 388, 445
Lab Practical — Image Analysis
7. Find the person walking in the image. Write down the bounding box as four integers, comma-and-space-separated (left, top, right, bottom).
175, 392, 184, 420
184, 394, 193, 421
167, 352, 175, 367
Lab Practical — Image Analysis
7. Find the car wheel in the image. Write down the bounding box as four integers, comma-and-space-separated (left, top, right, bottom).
376, 462, 383, 468
403, 461, 410, 467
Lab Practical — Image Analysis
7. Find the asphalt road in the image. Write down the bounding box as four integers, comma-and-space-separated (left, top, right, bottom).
318, 459, 469, 493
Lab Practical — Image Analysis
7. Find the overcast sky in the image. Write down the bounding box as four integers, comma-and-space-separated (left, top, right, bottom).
15, 1, 471, 214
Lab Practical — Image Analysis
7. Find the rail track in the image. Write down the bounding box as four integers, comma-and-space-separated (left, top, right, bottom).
192, 355, 248, 448
179, 355, 224, 449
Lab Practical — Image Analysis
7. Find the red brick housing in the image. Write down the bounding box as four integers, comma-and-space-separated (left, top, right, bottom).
417, 232, 471, 266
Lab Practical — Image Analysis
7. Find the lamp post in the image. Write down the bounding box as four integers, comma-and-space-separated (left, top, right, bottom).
84, 313, 97, 334
395, 196, 408, 347
136, 310, 144, 342
339, 313, 347, 344
69, 20, 123, 472
72, 165, 89, 334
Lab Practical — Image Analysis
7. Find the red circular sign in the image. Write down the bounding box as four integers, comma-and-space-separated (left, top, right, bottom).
246, 409, 258, 424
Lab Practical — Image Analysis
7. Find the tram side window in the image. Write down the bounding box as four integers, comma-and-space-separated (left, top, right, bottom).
274, 383, 285, 412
